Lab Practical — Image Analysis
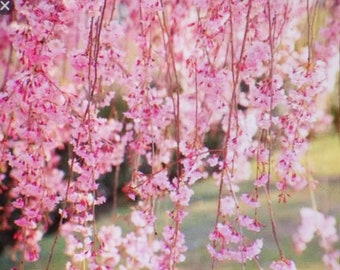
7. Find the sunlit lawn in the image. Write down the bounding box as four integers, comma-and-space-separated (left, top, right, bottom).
1, 133, 339, 270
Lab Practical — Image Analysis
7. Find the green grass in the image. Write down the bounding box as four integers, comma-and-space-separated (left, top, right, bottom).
177, 133, 340, 270
0, 235, 67, 270
176, 176, 339, 270
1, 133, 339, 270
304, 133, 340, 176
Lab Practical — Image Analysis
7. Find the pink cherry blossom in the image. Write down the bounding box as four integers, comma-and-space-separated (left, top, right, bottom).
270, 258, 297, 270
0, 0, 339, 269
254, 173, 269, 187
240, 193, 260, 208
220, 196, 236, 216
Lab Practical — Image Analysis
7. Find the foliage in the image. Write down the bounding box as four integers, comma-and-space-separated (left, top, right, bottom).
0, 0, 339, 269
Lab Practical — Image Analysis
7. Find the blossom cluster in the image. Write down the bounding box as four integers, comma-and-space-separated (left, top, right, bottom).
0, 0, 339, 269
293, 207, 339, 269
